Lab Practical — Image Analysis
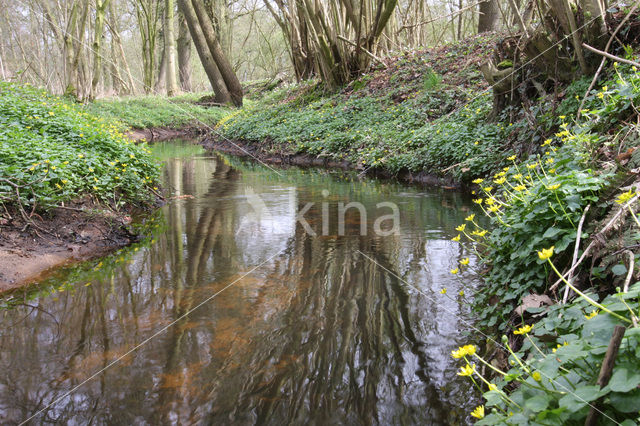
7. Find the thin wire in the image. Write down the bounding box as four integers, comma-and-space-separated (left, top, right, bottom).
18, 249, 284, 425
356, 249, 621, 425
13, 0, 284, 177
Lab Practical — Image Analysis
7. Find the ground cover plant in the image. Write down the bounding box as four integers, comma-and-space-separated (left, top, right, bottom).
0, 82, 160, 214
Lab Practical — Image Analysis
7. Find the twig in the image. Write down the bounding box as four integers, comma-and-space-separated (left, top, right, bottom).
582, 43, 640, 68
577, 1, 640, 120
337, 35, 386, 67
550, 195, 639, 292
585, 325, 626, 426
622, 250, 635, 293
563, 205, 590, 303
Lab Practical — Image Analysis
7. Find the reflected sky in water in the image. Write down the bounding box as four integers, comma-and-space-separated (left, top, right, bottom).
0, 140, 484, 425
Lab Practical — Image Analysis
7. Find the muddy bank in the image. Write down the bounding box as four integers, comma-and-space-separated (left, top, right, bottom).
0, 202, 139, 293
127, 126, 207, 143
201, 136, 462, 188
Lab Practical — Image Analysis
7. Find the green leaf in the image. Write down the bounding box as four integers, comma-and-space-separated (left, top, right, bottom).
525, 393, 552, 412
609, 367, 640, 393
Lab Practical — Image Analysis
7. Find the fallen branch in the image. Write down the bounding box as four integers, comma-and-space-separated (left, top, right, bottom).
550, 195, 638, 292
563, 205, 590, 303
582, 43, 640, 68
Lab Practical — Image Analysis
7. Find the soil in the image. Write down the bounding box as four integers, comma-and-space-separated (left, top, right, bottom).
201, 136, 462, 188
0, 200, 141, 294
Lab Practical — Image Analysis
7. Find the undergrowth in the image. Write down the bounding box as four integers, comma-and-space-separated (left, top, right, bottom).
86, 93, 229, 129
0, 82, 160, 214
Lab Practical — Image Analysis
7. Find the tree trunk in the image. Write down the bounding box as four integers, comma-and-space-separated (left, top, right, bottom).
165, 0, 179, 96
154, 34, 167, 92
177, 9, 192, 91
91, 0, 111, 99
177, 0, 232, 104
478, 0, 499, 32
109, 0, 136, 94
190, 0, 243, 106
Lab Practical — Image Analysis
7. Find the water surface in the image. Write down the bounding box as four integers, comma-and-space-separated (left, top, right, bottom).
0, 140, 482, 425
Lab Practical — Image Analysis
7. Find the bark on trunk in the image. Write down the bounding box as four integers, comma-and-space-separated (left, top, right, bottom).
177, 10, 192, 91
478, 0, 499, 32
165, 0, 179, 96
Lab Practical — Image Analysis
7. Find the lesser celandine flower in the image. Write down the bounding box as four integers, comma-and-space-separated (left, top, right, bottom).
465, 214, 475, 221
471, 405, 485, 419
585, 309, 598, 319
456, 224, 466, 232
616, 189, 635, 204
452, 235, 461, 242
457, 364, 475, 376
460, 258, 470, 265
546, 184, 561, 190
537, 246, 554, 260
450, 268, 459, 275
513, 324, 533, 335
507, 155, 517, 161
532, 371, 542, 382
472, 178, 484, 184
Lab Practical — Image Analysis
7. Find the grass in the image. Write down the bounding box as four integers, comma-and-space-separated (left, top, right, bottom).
86, 92, 230, 130
0, 82, 160, 213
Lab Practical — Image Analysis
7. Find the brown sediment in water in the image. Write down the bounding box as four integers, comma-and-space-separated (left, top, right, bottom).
200, 136, 462, 188
0, 199, 139, 293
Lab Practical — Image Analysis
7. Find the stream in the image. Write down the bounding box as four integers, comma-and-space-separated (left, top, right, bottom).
0, 139, 483, 425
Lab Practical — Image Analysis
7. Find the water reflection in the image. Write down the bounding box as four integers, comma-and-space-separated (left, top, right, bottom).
0, 140, 482, 425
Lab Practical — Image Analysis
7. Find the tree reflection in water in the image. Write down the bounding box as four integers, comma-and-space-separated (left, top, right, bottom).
0, 141, 482, 425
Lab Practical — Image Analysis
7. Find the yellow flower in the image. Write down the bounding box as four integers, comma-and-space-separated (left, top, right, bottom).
494, 177, 506, 185
546, 158, 555, 164
452, 235, 461, 242
616, 189, 635, 204
48, 111, 54, 116
456, 224, 466, 232
547, 183, 561, 190
488, 205, 500, 213
472, 230, 487, 237
527, 163, 538, 169
470, 405, 485, 419
457, 364, 476, 376
513, 324, 533, 335
542, 139, 552, 146
450, 268, 459, 275
460, 258, 470, 265
514, 184, 526, 191
78, 154, 84, 158
472, 198, 483, 205
79, 133, 84, 137
465, 214, 475, 222
488, 383, 497, 391
507, 155, 517, 161
537, 246, 554, 261
472, 178, 484, 184
585, 309, 598, 319
130, 153, 135, 159
485, 198, 495, 206
559, 115, 566, 119
89, 168, 94, 172
459, 290, 465, 296
483, 186, 494, 193
440, 288, 447, 294
532, 371, 542, 382
51, 166, 56, 170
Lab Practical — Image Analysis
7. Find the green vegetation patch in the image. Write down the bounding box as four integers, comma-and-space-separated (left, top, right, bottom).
86, 93, 230, 129
0, 82, 160, 211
